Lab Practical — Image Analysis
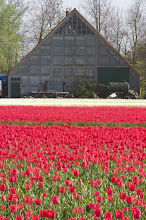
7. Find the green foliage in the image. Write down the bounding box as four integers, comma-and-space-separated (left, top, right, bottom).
73, 76, 96, 98
140, 80, 146, 99
0, 0, 23, 74
135, 60, 146, 98
0, 120, 145, 127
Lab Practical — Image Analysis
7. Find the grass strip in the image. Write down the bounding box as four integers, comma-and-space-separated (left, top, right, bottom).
0, 121, 145, 127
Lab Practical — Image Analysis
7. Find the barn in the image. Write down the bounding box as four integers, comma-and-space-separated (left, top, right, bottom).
8, 9, 141, 98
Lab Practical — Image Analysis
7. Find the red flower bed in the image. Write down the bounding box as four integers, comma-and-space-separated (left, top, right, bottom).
0, 124, 145, 219
0, 106, 145, 123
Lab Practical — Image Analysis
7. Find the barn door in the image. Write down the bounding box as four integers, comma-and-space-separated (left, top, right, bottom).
98, 67, 129, 85
11, 81, 20, 98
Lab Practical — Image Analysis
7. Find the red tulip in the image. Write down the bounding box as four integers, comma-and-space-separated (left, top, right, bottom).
74, 170, 79, 176
10, 188, 17, 194
94, 191, 100, 196
41, 193, 47, 198
104, 212, 113, 218
115, 210, 124, 218
96, 196, 103, 203
65, 180, 73, 186
94, 207, 102, 217
25, 184, 32, 190
35, 198, 42, 206
52, 196, 59, 204
1, 205, 6, 211
17, 203, 25, 210
38, 182, 43, 187
70, 186, 76, 193
119, 192, 127, 199
25, 210, 33, 216
9, 205, 17, 213
126, 196, 134, 204
132, 207, 141, 219
1, 195, 6, 201
32, 215, 40, 220
73, 207, 84, 214
59, 187, 66, 194
108, 196, 114, 202
16, 216, 24, 220
107, 187, 113, 195
0, 184, 6, 192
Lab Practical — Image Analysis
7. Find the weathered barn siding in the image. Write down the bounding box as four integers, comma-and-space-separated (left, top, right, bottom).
8, 9, 140, 98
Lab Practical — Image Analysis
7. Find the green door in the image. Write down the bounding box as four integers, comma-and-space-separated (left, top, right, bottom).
11, 82, 20, 98
98, 67, 129, 85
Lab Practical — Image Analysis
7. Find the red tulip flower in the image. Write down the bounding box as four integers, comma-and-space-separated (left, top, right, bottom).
59, 187, 66, 194
119, 193, 127, 200
38, 182, 43, 187
126, 196, 134, 204
73, 207, 84, 214
17, 203, 25, 210
9, 205, 17, 213
104, 212, 113, 218
70, 186, 76, 193
108, 196, 114, 202
25, 210, 33, 217
16, 215, 24, 220
74, 170, 79, 176
25, 184, 32, 190
32, 215, 40, 220
96, 196, 103, 203
1, 195, 6, 201
41, 193, 47, 198
107, 187, 113, 195
0, 184, 6, 192
92, 215, 99, 220
115, 210, 124, 219
94, 207, 102, 217
132, 207, 141, 219
1, 205, 6, 211
36, 198, 42, 206
94, 191, 100, 196
65, 180, 73, 186
52, 196, 59, 204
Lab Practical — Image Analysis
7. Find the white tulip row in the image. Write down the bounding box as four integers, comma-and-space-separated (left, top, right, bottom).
0, 98, 146, 106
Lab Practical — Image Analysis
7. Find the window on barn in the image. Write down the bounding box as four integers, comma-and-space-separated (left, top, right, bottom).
74, 67, 95, 77
11, 77, 20, 82
55, 13, 95, 36
53, 68, 63, 77
64, 67, 73, 77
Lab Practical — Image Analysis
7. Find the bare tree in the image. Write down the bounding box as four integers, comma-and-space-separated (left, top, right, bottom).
26, 0, 64, 45
101, 9, 126, 53
126, 0, 145, 66
82, 0, 113, 34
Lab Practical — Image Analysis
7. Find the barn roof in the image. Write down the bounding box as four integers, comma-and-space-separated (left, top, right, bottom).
9, 8, 141, 77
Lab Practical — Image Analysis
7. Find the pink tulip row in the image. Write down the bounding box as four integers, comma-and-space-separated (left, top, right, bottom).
0, 106, 145, 123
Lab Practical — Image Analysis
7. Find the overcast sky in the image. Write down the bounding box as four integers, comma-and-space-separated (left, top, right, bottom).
63, 0, 134, 12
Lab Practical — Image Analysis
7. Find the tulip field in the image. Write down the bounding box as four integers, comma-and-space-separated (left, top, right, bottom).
0, 104, 145, 219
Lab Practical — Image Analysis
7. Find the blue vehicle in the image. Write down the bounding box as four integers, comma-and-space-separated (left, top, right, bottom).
0, 75, 8, 97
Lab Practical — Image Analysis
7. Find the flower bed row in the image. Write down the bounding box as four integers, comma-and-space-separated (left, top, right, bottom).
0, 124, 145, 219
0, 106, 145, 124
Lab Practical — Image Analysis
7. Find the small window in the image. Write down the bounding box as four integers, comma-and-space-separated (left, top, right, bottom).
55, 14, 95, 36
11, 77, 20, 82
